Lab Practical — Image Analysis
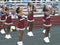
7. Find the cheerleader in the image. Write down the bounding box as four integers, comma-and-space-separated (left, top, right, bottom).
16, 7, 26, 45
0, 5, 6, 34
27, 2, 36, 37
4, 7, 12, 39
42, 5, 52, 43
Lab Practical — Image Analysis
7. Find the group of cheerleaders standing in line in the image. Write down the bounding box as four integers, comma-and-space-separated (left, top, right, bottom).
0, 2, 55, 45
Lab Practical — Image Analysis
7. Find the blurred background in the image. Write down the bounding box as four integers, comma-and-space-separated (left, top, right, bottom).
0, 0, 60, 27
0, 0, 60, 17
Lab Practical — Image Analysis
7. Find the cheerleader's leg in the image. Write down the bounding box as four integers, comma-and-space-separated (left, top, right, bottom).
29, 22, 33, 32
43, 26, 50, 43
5, 25, 12, 39
43, 26, 46, 34
43, 25, 51, 38
0, 23, 5, 34
45, 27, 50, 37
17, 30, 24, 45
27, 22, 34, 37
27, 22, 29, 30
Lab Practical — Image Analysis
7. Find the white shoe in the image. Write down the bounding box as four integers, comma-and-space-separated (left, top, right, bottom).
10, 26, 15, 32
17, 41, 23, 45
5, 34, 12, 39
0, 29, 5, 34
44, 37, 50, 43
43, 29, 51, 38
27, 31, 34, 37
43, 29, 46, 34
27, 27, 29, 30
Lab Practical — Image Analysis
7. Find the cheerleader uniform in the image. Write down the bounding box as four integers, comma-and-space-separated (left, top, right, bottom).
27, 11, 34, 22
0, 8, 6, 22
4, 14, 12, 25
42, 14, 51, 43
16, 14, 26, 30
43, 14, 52, 27
27, 10, 34, 36
0, 14, 6, 22
4, 14, 13, 39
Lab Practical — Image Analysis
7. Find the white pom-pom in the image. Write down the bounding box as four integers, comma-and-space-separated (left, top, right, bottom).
48, 5, 52, 8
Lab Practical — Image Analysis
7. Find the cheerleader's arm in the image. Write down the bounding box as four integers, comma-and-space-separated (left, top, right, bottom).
42, 17, 46, 22
25, 14, 28, 16
22, 14, 27, 18
42, 19, 45, 22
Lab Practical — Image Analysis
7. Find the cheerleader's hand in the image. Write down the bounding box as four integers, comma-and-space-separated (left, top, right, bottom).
22, 15, 27, 18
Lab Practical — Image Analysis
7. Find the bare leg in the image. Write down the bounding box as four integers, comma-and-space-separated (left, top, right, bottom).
17, 30, 24, 45
5, 25, 10, 35
28, 22, 33, 32
0, 24, 6, 34
45, 27, 50, 37
27, 22, 34, 36
5, 25, 11, 39
18, 30, 24, 41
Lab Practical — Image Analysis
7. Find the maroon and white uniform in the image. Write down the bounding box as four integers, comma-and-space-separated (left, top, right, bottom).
27, 11, 34, 22
4, 14, 13, 25
16, 14, 26, 30
43, 14, 52, 27
0, 14, 6, 22
0, 8, 6, 22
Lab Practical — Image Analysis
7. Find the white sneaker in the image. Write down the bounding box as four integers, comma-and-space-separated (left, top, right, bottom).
0, 29, 5, 34
5, 34, 12, 39
27, 27, 29, 30
27, 31, 34, 37
44, 37, 50, 43
42, 29, 46, 34
10, 26, 15, 32
17, 41, 23, 45
43, 29, 51, 38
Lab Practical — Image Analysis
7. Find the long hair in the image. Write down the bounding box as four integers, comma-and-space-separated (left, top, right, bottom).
32, 5, 36, 11
5, 7, 9, 11
16, 7, 20, 13
43, 5, 46, 12
28, 3, 36, 12
43, 5, 50, 12
28, 2, 31, 6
